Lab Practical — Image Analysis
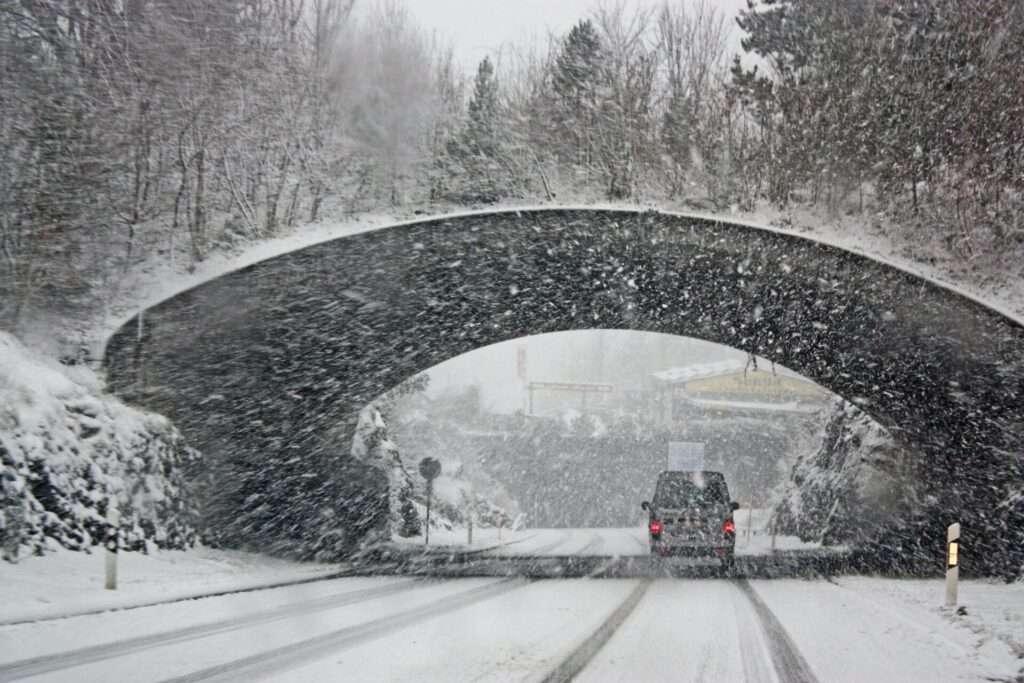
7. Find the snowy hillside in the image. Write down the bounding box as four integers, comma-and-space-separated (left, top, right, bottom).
0, 333, 199, 561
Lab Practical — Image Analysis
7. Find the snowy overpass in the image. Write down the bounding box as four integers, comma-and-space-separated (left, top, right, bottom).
103, 208, 1024, 564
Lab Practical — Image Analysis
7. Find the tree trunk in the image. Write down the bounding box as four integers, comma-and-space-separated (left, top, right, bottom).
191, 146, 206, 262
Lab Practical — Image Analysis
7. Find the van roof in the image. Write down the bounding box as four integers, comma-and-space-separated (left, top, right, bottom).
658, 470, 726, 479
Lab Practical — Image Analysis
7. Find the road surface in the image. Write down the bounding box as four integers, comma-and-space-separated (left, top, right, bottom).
1, 529, 1018, 683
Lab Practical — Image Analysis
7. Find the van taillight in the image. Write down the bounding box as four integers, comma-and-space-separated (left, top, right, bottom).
649, 520, 663, 536
723, 519, 736, 534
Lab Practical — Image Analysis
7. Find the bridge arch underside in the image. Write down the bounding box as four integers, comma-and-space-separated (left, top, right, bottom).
104, 209, 1024, 570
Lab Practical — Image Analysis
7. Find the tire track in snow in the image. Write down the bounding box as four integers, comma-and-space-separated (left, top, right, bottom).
157, 578, 530, 683
621, 528, 648, 554
729, 582, 781, 683
574, 532, 606, 556
490, 530, 573, 557
538, 579, 651, 683
0, 579, 425, 681
736, 580, 819, 683
522, 530, 575, 556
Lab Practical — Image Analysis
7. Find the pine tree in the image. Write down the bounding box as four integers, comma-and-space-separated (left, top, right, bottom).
550, 20, 604, 172
466, 57, 500, 159
397, 485, 421, 537
446, 57, 511, 202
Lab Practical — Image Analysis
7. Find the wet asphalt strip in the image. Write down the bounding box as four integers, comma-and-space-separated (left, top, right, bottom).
156, 577, 530, 683
0, 579, 425, 682
736, 579, 819, 683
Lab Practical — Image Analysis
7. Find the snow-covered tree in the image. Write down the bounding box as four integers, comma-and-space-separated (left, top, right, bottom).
350, 405, 420, 540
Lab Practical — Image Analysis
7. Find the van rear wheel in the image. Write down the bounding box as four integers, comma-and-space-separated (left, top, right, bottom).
720, 550, 735, 572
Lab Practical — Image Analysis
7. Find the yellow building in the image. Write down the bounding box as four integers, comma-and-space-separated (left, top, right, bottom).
649, 359, 831, 427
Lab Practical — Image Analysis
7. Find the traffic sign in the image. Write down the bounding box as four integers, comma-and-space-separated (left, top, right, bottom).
419, 457, 441, 481
667, 442, 705, 471
528, 381, 613, 392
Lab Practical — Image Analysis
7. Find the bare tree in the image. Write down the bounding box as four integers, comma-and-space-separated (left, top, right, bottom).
592, 2, 658, 200
656, 0, 730, 199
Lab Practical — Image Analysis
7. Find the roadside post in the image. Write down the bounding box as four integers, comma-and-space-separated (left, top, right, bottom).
419, 458, 441, 546
946, 522, 960, 607
105, 502, 120, 590
466, 487, 474, 546
746, 502, 754, 544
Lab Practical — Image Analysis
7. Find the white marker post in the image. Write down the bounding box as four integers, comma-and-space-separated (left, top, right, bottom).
105, 504, 120, 591
945, 522, 960, 608
466, 487, 475, 546
746, 503, 753, 544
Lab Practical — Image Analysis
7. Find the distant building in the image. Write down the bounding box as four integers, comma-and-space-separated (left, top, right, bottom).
648, 359, 831, 428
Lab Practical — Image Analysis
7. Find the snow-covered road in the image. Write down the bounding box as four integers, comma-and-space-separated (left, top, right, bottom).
2, 555, 1021, 682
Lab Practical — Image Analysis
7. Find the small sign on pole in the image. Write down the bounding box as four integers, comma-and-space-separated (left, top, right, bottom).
667, 442, 705, 471
945, 522, 960, 607
418, 458, 441, 546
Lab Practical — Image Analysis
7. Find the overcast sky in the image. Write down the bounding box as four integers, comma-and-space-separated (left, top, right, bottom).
425, 331, 745, 413
402, 0, 752, 73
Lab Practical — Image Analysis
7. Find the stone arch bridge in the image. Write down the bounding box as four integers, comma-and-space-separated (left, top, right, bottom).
104, 209, 1023, 569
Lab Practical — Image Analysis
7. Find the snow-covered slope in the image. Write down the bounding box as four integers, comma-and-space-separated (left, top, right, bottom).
0, 333, 199, 561
0, 545, 343, 623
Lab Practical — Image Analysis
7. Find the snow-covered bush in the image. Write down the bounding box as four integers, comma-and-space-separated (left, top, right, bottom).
350, 405, 420, 540
771, 399, 911, 547
0, 333, 199, 561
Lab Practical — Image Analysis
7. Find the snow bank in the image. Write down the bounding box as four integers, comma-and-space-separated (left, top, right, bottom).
1, 332, 199, 561
833, 576, 1024, 676
0, 545, 340, 623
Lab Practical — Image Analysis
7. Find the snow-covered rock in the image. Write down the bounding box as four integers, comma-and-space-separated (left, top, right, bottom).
0, 333, 199, 561
771, 399, 910, 547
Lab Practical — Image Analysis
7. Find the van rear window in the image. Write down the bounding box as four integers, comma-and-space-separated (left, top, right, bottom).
654, 474, 728, 507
